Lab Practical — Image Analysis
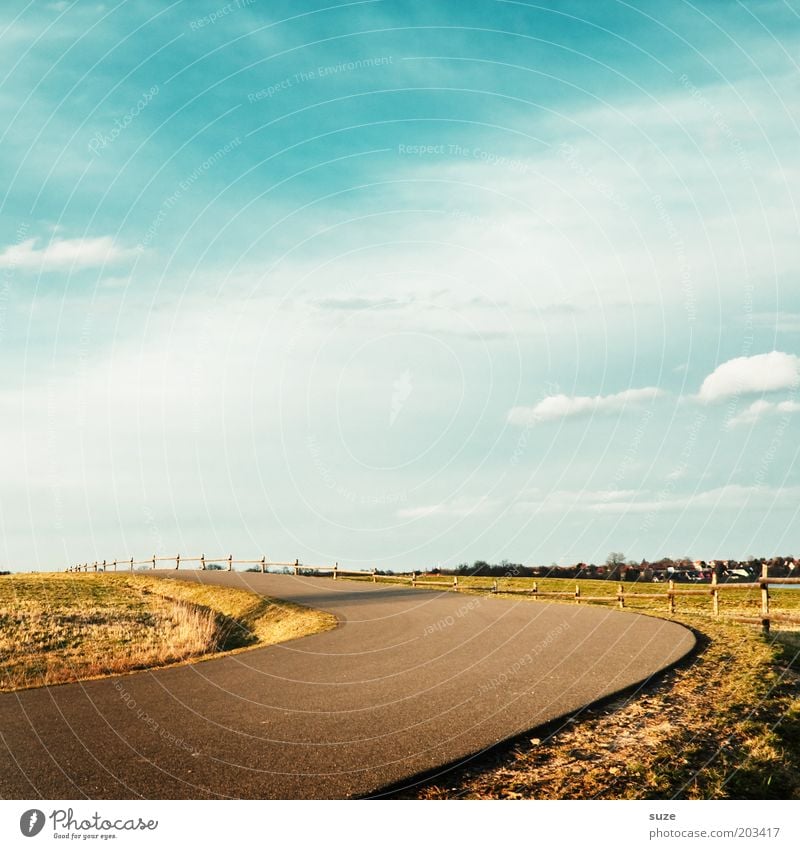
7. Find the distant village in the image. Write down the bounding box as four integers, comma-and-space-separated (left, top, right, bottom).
419, 554, 800, 584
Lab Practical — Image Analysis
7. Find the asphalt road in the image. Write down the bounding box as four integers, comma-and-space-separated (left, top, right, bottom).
0, 571, 695, 799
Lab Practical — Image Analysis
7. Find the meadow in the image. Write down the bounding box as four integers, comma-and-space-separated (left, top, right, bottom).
0, 572, 335, 691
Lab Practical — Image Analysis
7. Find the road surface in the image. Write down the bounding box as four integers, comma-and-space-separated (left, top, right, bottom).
0, 571, 695, 798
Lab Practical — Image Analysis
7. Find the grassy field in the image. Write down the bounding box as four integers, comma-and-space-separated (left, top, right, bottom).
357, 574, 800, 800
0, 573, 336, 692
374, 573, 800, 620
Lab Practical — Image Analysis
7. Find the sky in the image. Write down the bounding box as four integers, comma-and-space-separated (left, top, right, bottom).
1, 0, 799, 572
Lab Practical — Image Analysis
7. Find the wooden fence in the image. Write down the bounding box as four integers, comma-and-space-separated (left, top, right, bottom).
359, 566, 800, 633
65, 558, 800, 633
65, 555, 375, 580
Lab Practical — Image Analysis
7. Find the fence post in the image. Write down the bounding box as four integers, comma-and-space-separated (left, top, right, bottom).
371, 568, 377, 583
411, 571, 417, 587
260, 556, 266, 573
668, 580, 675, 614
113, 560, 117, 572
618, 582, 625, 609
102, 560, 106, 572
761, 563, 770, 634
200, 554, 205, 571
492, 579, 498, 594
575, 584, 581, 604
333, 562, 338, 581
294, 558, 299, 575
711, 571, 719, 616
130, 557, 134, 572
453, 575, 459, 592
152, 554, 156, 570
176, 554, 180, 570
227, 554, 233, 572
532, 580, 538, 596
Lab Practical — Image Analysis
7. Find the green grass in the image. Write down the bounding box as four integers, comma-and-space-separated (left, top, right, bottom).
367, 572, 800, 621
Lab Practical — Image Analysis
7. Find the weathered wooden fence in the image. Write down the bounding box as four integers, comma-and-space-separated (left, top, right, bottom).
65, 555, 374, 580
65, 558, 800, 632
363, 566, 800, 633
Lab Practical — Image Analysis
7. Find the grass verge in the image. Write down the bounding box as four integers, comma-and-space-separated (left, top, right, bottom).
0, 572, 336, 692
365, 575, 800, 799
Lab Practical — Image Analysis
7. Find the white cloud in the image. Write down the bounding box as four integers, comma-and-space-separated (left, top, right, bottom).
516, 484, 800, 515
588, 484, 800, 515
508, 387, 664, 425
727, 398, 800, 428
397, 496, 494, 520
514, 489, 641, 512
0, 236, 138, 271
698, 351, 800, 403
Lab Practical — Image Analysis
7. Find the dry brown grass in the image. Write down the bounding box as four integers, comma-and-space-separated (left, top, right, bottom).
0, 573, 335, 692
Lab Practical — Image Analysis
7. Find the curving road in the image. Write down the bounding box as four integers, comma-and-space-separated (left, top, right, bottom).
0, 571, 695, 799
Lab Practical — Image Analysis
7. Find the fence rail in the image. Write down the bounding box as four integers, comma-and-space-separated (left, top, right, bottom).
64, 555, 374, 580
358, 568, 800, 633
65, 558, 800, 633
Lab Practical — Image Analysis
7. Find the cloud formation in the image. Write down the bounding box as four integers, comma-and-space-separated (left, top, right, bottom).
516, 484, 800, 515
508, 387, 664, 425
727, 398, 800, 428
698, 351, 800, 403
397, 496, 495, 520
0, 236, 138, 271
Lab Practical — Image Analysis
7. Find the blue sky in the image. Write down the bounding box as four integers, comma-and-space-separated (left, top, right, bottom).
1, 0, 799, 571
